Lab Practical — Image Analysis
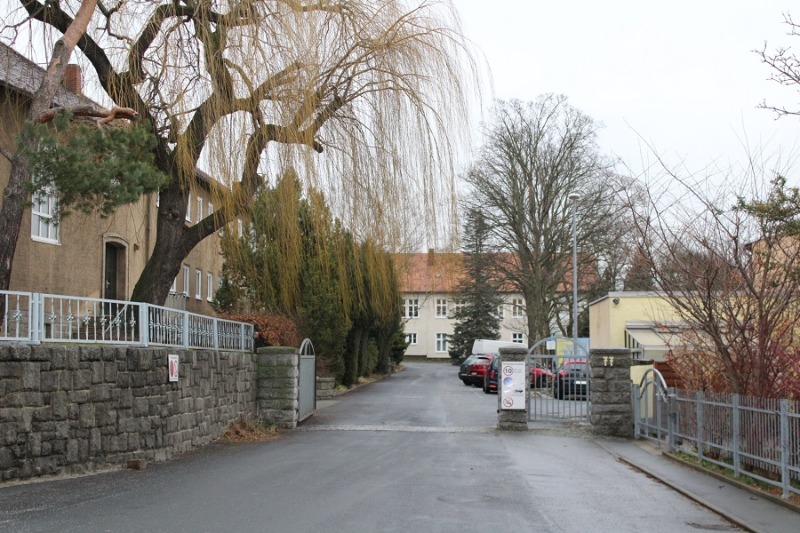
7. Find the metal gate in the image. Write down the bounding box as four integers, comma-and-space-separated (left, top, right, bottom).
298, 338, 316, 422
527, 339, 591, 423
632, 368, 674, 447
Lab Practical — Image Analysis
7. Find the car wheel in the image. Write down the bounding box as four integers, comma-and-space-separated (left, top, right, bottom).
462, 379, 470, 385
483, 382, 490, 394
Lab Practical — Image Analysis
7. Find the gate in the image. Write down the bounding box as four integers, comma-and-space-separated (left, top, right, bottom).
632, 368, 675, 448
527, 338, 590, 423
298, 338, 316, 422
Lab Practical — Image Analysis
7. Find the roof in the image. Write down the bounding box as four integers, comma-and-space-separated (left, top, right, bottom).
0, 41, 90, 107
394, 251, 465, 293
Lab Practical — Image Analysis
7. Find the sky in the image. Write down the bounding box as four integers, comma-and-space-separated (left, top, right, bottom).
454, 0, 800, 185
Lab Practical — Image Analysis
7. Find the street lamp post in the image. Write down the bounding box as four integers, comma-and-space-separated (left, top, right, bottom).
569, 192, 580, 357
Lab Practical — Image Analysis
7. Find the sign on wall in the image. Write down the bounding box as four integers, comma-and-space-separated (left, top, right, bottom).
500, 361, 526, 410
168, 354, 180, 382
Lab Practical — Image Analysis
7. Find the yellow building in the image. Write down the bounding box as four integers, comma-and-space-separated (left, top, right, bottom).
589, 291, 684, 362
1, 43, 225, 315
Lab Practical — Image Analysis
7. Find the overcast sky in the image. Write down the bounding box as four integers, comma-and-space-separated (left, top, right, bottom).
454, 0, 800, 184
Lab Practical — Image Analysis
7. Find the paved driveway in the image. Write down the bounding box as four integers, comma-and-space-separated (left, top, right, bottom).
0, 362, 738, 532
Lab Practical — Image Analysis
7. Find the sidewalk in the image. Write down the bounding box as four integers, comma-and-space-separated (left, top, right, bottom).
596, 438, 800, 533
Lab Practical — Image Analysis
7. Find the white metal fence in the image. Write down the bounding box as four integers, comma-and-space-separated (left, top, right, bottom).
1, 290, 254, 352
633, 372, 800, 499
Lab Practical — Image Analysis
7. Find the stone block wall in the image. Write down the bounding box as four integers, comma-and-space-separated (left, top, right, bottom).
0, 344, 257, 482
589, 348, 633, 438
256, 347, 299, 429
316, 377, 335, 400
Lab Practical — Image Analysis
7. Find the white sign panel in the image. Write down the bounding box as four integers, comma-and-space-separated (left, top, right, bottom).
500, 361, 526, 410
168, 354, 180, 382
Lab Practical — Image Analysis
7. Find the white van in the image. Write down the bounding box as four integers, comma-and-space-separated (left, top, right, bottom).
471, 339, 524, 355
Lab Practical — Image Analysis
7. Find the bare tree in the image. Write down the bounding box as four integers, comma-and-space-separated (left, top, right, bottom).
756, 12, 800, 118
464, 95, 624, 342
2, 0, 478, 303
625, 169, 800, 399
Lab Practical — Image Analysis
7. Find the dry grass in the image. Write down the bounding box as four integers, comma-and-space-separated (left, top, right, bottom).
221, 419, 280, 443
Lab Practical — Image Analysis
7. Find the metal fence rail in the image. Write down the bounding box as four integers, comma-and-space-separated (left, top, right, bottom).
633, 372, 800, 499
1, 290, 253, 352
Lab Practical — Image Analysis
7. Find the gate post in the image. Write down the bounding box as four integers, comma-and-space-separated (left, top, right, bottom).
497, 346, 529, 431
589, 348, 633, 438
256, 346, 299, 429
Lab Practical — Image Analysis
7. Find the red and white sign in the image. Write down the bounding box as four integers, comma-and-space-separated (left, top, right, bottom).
168, 354, 180, 382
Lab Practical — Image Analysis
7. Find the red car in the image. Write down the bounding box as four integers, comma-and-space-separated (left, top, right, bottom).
459, 354, 496, 386
531, 362, 554, 388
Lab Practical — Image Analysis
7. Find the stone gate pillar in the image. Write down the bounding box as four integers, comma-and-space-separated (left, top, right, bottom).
497, 346, 529, 431
589, 348, 633, 438
256, 346, 299, 429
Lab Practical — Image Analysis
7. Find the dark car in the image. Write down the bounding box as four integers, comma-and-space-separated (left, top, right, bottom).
483, 356, 501, 393
553, 360, 589, 399
459, 354, 495, 386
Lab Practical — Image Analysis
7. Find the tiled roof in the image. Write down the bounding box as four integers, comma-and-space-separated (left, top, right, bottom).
394, 252, 465, 293
0, 42, 90, 107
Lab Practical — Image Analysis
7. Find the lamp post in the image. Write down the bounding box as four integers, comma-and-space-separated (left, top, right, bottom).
569, 192, 580, 357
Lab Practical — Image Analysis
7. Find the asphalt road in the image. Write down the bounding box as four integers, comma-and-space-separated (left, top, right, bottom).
0, 362, 739, 532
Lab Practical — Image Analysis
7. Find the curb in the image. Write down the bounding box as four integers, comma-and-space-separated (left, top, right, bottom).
594, 440, 765, 533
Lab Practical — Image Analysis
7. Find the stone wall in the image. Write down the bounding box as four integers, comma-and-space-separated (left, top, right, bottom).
0, 344, 257, 482
316, 377, 335, 400
256, 347, 299, 429
589, 348, 634, 438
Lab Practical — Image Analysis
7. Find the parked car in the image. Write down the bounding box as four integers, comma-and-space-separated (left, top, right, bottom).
483, 356, 501, 393
553, 360, 589, 399
459, 354, 495, 386
530, 361, 554, 388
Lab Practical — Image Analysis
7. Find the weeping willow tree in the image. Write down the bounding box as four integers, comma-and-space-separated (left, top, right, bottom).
219, 169, 402, 384
3, 0, 477, 305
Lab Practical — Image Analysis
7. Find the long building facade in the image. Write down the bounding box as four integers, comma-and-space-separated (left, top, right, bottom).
395, 250, 528, 359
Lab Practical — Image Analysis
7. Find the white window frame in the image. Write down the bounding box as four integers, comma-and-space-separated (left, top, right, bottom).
435, 333, 448, 353
31, 189, 59, 244
435, 298, 448, 318
170, 277, 177, 292
512, 332, 524, 344
237, 219, 243, 238
196, 197, 203, 223
512, 298, 524, 318
207, 202, 214, 217
182, 265, 190, 296
195, 269, 202, 300
185, 196, 192, 222
406, 333, 417, 345
403, 298, 419, 318
496, 303, 505, 319
207, 272, 214, 302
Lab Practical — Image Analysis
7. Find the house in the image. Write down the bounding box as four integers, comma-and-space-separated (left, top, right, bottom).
394, 250, 529, 359
588, 291, 684, 361
0, 43, 226, 314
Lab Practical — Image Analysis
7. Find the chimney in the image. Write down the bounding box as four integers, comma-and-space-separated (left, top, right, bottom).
427, 248, 435, 266
63, 64, 82, 95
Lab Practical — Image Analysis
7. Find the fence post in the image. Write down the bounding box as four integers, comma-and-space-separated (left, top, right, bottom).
30, 292, 41, 344
139, 303, 149, 347
780, 399, 790, 499
213, 318, 219, 350
182, 311, 190, 348
667, 389, 677, 452
732, 394, 740, 478
631, 383, 641, 439
696, 391, 704, 462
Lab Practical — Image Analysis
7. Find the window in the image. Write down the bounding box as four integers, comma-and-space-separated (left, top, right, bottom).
31, 190, 59, 243
453, 299, 467, 313
406, 333, 417, 345
171, 277, 177, 292
186, 196, 192, 221
512, 298, 525, 318
207, 272, 214, 301
196, 197, 203, 223
237, 219, 243, 238
182, 265, 190, 295
195, 269, 202, 299
403, 298, 419, 318
218, 273, 223, 289
207, 202, 214, 217
496, 303, 505, 319
512, 332, 524, 344
435, 298, 448, 318
435, 333, 448, 353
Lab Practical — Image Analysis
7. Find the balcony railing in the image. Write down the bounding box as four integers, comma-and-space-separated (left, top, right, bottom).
1, 290, 253, 352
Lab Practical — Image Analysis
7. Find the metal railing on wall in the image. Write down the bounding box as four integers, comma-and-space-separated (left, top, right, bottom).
1, 290, 254, 352
633, 371, 800, 499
